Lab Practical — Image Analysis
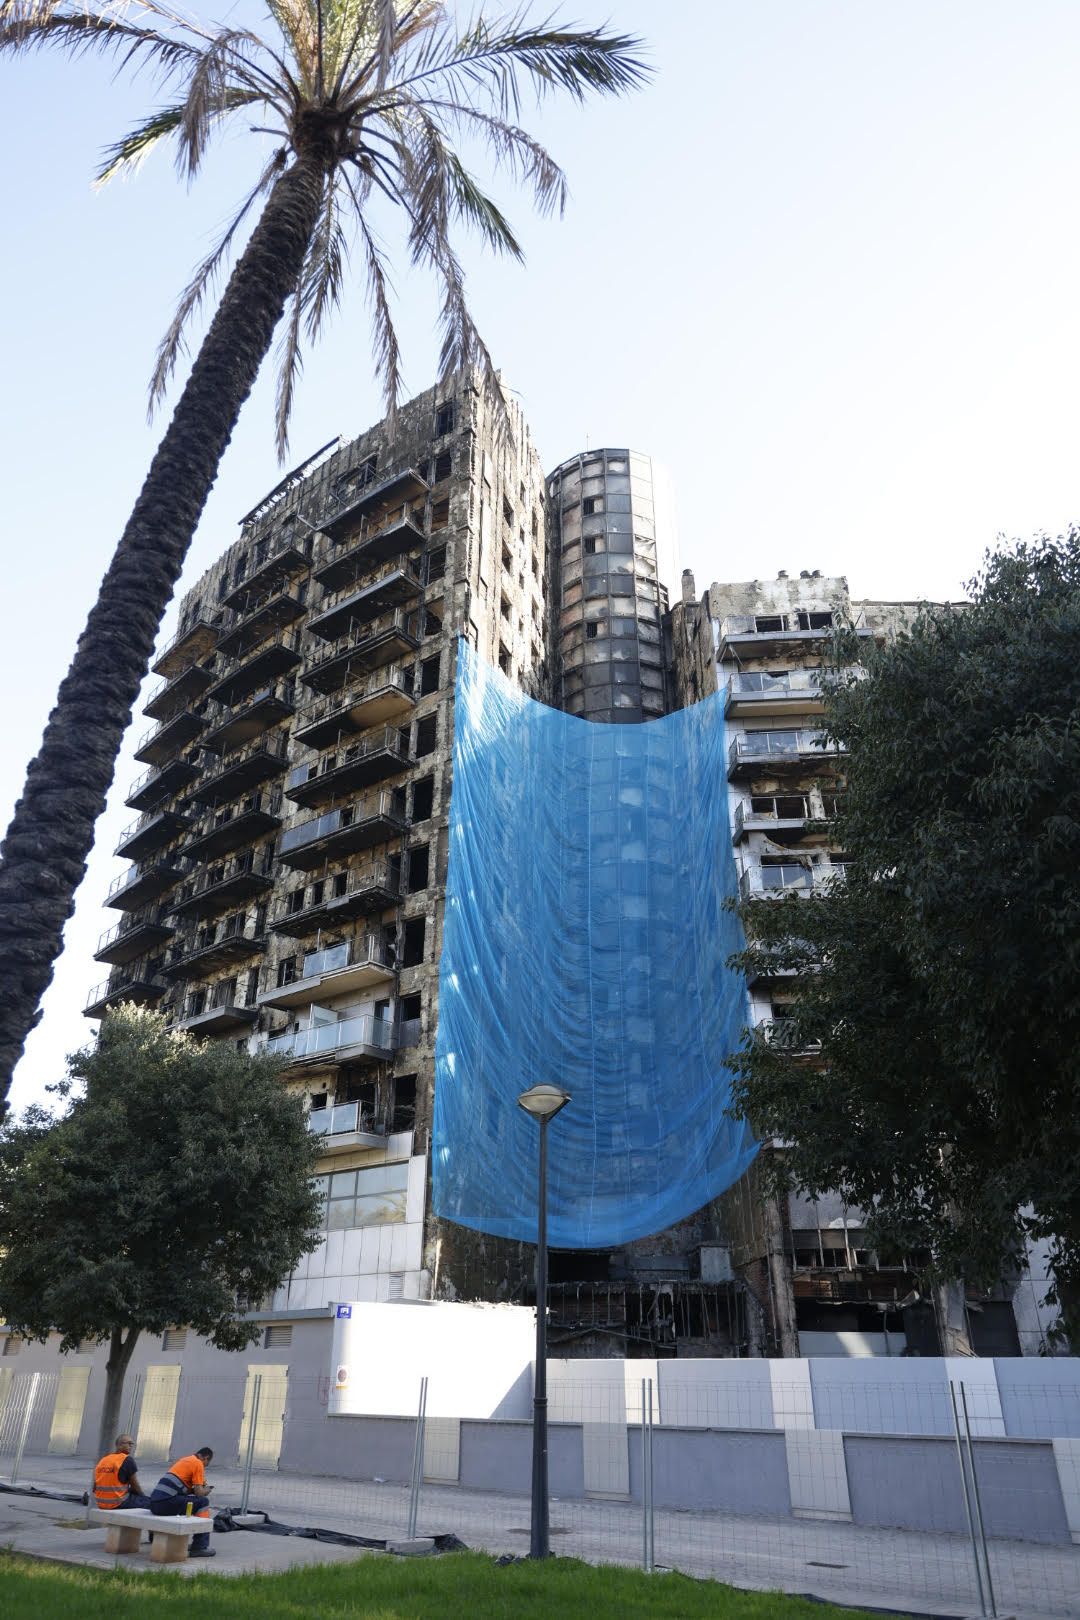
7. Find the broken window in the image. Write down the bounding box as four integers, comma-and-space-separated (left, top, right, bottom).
498, 643, 511, 675
754, 614, 786, 632
432, 451, 452, 482
425, 546, 446, 585
392, 1073, 417, 1133
431, 500, 450, 532
424, 607, 442, 636
402, 917, 426, 967
411, 776, 434, 821
502, 496, 513, 528
582, 496, 603, 516
407, 844, 429, 893
415, 714, 437, 757
435, 401, 456, 437
277, 956, 298, 987
419, 655, 441, 696
797, 610, 833, 631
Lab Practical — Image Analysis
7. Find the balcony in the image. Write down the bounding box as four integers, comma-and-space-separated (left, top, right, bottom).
204, 631, 302, 708
294, 666, 415, 750
717, 614, 874, 661
318, 466, 428, 539
125, 755, 201, 812
306, 1101, 390, 1153
181, 791, 283, 861
105, 859, 184, 912
739, 862, 849, 900
259, 935, 395, 1010
263, 1011, 395, 1067
168, 850, 277, 920
172, 998, 259, 1035
215, 585, 306, 660
94, 907, 175, 966
724, 670, 825, 720
85, 963, 168, 1019
114, 806, 190, 862
151, 616, 220, 680
733, 794, 825, 844
727, 729, 844, 780
302, 610, 421, 694
315, 511, 426, 591
277, 790, 408, 870
164, 915, 268, 979
133, 710, 206, 767
759, 1018, 822, 1056
285, 726, 410, 807
187, 735, 289, 807
221, 532, 309, 609
307, 563, 422, 642
269, 862, 402, 936
143, 659, 218, 721
200, 680, 296, 754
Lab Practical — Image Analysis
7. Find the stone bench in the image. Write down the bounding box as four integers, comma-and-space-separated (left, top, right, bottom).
88, 1505, 212, 1564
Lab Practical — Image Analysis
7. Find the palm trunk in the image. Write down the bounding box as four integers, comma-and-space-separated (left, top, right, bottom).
98, 1323, 141, 1456
0, 158, 326, 1104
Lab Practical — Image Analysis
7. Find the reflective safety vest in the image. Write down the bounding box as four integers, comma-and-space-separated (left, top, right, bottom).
93, 1452, 129, 1510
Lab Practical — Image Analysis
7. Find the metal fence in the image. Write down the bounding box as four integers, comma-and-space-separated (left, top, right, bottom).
1, 1367, 1078, 1616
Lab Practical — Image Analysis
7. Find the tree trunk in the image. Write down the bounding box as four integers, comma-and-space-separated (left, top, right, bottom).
934, 1277, 975, 1356
98, 1324, 141, 1456
0, 158, 326, 1105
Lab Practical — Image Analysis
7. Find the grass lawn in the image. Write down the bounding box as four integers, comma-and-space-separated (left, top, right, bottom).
0, 1549, 897, 1619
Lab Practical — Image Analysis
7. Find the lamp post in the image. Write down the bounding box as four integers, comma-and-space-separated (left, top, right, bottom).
517, 1081, 571, 1560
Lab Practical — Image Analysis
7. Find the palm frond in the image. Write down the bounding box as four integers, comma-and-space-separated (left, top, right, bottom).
300, 178, 348, 341
148, 146, 287, 414
0, 3, 199, 77
178, 31, 260, 178
385, 11, 651, 121
274, 281, 306, 458
419, 99, 567, 217
95, 101, 184, 184
343, 171, 404, 421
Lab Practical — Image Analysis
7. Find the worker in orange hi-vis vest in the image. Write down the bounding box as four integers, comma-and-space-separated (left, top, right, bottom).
92, 1434, 151, 1510
149, 1446, 216, 1558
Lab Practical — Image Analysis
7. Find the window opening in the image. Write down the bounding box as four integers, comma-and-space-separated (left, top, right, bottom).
403, 917, 426, 967
407, 845, 429, 892
412, 776, 434, 821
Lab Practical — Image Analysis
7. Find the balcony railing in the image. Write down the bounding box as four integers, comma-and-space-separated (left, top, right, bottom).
204, 629, 303, 708
294, 666, 414, 746
285, 725, 410, 802
317, 465, 428, 537
151, 615, 220, 679
189, 733, 290, 804
727, 671, 823, 698
760, 1018, 822, 1054
739, 862, 849, 900
278, 788, 407, 860
269, 860, 402, 932
164, 914, 267, 975
264, 1012, 394, 1062
301, 609, 421, 690
307, 1102, 384, 1140
201, 679, 296, 751
85, 963, 168, 1016
94, 906, 174, 963
308, 562, 423, 642
728, 729, 843, 770
216, 584, 306, 659
733, 796, 827, 839
303, 935, 390, 979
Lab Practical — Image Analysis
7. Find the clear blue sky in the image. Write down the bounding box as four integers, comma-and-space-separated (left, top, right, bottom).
5, 1, 1080, 1111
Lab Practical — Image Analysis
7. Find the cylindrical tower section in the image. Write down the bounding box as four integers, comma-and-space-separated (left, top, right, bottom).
547, 449, 675, 723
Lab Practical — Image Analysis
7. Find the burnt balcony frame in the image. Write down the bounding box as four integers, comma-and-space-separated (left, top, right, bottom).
125, 755, 201, 812
85, 963, 168, 1019
285, 726, 411, 807
277, 790, 409, 871
164, 917, 269, 979
318, 465, 429, 539
307, 562, 422, 643
200, 680, 296, 754
143, 659, 218, 722
301, 611, 421, 694
221, 531, 310, 610
204, 632, 302, 709
269, 861, 402, 936
104, 859, 184, 912
186, 734, 290, 808
151, 617, 220, 680
215, 583, 307, 660
293, 665, 415, 751
94, 907, 175, 966
180, 791, 283, 862
168, 849, 278, 920
114, 807, 190, 862
133, 710, 206, 766
314, 510, 426, 592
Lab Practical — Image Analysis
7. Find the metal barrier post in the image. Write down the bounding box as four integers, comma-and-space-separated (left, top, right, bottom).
960, 1383, 999, 1619
125, 1372, 143, 1441
406, 1376, 428, 1539
647, 1377, 655, 1572
950, 1379, 988, 1617
11, 1372, 41, 1486
640, 1378, 650, 1570
239, 1375, 262, 1515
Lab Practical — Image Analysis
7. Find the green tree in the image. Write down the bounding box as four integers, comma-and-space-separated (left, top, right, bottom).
0, 1005, 323, 1450
0, 1, 649, 1104
728, 535, 1080, 1350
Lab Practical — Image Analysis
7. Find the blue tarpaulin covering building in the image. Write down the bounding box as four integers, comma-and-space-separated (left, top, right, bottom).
433, 642, 757, 1249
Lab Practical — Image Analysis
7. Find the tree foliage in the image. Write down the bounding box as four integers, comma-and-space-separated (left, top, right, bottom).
0, 1006, 323, 1445
727, 535, 1080, 1340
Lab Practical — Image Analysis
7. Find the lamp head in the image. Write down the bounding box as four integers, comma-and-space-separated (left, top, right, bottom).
517, 1083, 571, 1122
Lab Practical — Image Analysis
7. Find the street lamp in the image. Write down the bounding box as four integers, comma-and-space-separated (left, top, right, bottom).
517, 1082, 571, 1560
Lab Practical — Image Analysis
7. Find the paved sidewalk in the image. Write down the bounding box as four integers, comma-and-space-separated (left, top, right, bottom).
5, 1450, 1078, 1618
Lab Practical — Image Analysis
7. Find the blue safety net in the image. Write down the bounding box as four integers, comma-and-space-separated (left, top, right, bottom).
433, 641, 758, 1249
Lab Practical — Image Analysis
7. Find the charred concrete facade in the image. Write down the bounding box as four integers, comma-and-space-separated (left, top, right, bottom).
669, 569, 1053, 1357
90, 377, 551, 1315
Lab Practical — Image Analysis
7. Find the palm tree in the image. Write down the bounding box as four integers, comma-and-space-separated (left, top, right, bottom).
0, 0, 648, 1103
